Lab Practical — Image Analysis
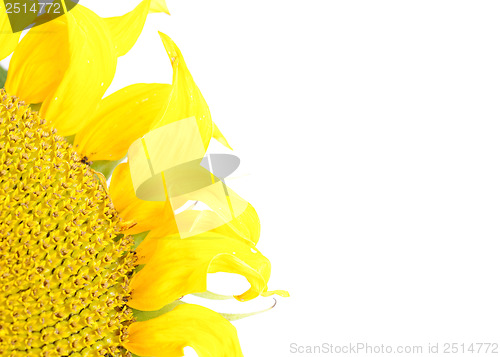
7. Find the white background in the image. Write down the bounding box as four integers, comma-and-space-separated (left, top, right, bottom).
18, 1, 500, 356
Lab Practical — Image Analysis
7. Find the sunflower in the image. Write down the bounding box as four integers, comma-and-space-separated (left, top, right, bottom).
0, 1, 287, 356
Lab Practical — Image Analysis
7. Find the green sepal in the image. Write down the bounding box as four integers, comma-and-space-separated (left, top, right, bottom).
90, 157, 124, 180
131, 232, 149, 275
133, 231, 149, 249
192, 290, 234, 300
132, 300, 186, 322
29, 102, 42, 113
0, 66, 7, 88
220, 298, 277, 321
65, 134, 75, 145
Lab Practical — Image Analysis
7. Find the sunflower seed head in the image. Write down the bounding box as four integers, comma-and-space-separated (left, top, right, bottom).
0, 89, 136, 356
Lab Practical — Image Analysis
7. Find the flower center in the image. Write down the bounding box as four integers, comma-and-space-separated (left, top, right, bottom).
0, 90, 136, 356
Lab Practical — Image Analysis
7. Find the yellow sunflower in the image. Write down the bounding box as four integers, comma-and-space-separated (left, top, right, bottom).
0, 1, 287, 356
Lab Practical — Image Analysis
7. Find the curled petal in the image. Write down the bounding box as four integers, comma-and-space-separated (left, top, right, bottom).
128, 236, 284, 311
105, 0, 169, 57
124, 304, 243, 357
74, 83, 172, 161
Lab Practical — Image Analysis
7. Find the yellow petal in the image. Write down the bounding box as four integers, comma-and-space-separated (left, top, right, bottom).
124, 304, 243, 357
109, 163, 177, 237
168, 192, 259, 244
213, 122, 232, 149
5, 17, 69, 104
150, 32, 213, 148
0, 3, 21, 61
129, 236, 278, 311
149, 0, 170, 13
122, 35, 241, 239
38, 5, 117, 136
105, 0, 169, 57
209, 203, 261, 245
74, 83, 172, 161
